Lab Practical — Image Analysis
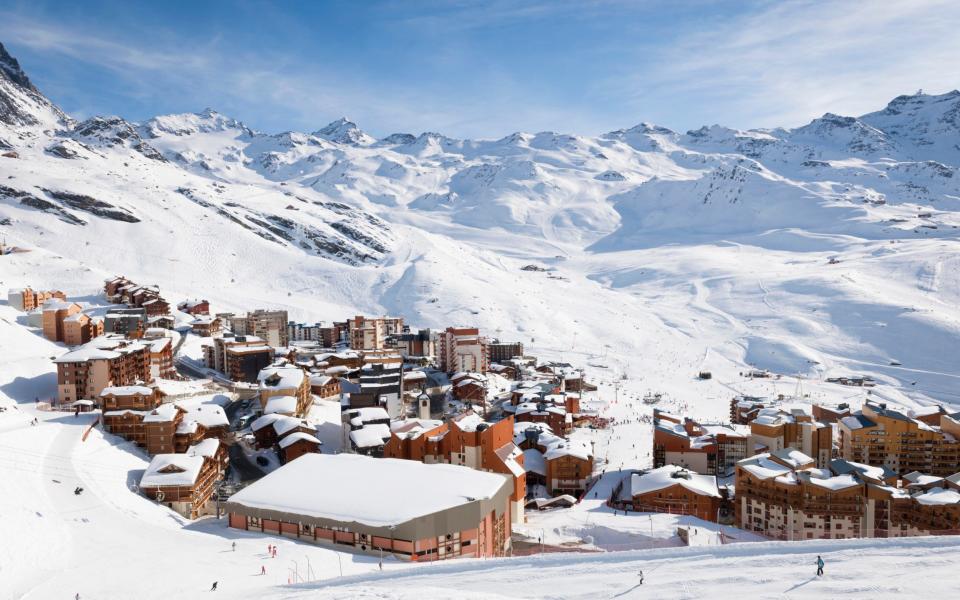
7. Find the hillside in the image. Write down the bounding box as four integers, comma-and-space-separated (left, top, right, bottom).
2, 37, 960, 600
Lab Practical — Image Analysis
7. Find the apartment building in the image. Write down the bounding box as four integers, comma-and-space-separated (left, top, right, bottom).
487, 341, 524, 364
621, 465, 723, 521
838, 401, 960, 476
224, 309, 289, 347
177, 299, 210, 315
385, 412, 526, 522
42, 300, 81, 342
145, 335, 176, 380
729, 396, 773, 425
346, 315, 405, 350
287, 321, 324, 342
8, 287, 66, 311
190, 315, 221, 337
104, 307, 147, 338
736, 449, 960, 540
140, 438, 227, 519
513, 422, 594, 497
63, 312, 104, 346
748, 406, 833, 468
54, 335, 151, 403
342, 350, 403, 415
203, 334, 273, 382
437, 327, 489, 374
257, 364, 311, 417
653, 410, 748, 476
390, 329, 436, 360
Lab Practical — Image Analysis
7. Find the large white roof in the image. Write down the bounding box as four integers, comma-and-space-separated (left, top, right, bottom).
258, 365, 306, 390
100, 385, 155, 396
227, 453, 509, 527
349, 423, 391, 448
264, 395, 298, 415
278, 431, 322, 449
630, 465, 721, 498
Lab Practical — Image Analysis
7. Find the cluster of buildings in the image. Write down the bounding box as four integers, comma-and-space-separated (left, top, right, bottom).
100, 384, 229, 519
104, 276, 173, 325
736, 449, 960, 540
636, 395, 960, 539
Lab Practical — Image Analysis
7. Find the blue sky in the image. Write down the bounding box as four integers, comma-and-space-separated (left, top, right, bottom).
1, 0, 958, 138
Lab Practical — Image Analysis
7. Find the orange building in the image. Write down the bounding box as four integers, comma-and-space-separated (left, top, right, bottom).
839, 402, 960, 476
42, 300, 82, 342
653, 410, 748, 476
8, 287, 66, 311
54, 336, 151, 403
62, 312, 104, 346
385, 412, 526, 523
620, 465, 722, 521
140, 438, 227, 519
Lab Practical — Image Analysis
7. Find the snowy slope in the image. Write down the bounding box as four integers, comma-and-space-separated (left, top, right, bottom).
2, 40, 960, 598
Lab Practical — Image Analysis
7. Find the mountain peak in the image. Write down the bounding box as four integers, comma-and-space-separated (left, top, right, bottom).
0, 42, 35, 91
313, 117, 374, 145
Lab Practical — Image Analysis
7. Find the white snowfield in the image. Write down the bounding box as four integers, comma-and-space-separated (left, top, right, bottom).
2, 41, 960, 599
250, 536, 960, 599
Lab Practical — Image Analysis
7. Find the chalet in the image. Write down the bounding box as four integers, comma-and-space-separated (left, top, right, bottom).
190, 315, 222, 337
309, 374, 340, 399
278, 432, 322, 463
621, 465, 722, 521
177, 299, 210, 315
250, 414, 317, 449
140, 438, 227, 519
258, 364, 311, 417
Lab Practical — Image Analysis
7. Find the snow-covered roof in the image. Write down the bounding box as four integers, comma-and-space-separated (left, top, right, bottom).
739, 454, 793, 480
278, 431, 322, 449
543, 439, 592, 462
100, 385, 155, 396
257, 366, 306, 392
903, 471, 944, 486
348, 406, 389, 423
274, 416, 314, 436
177, 403, 229, 428
309, 374, 333, 386
915, 488, 960, 506
452, 412, 487, 432
522, 448, 546, 476
391, 418, 444, 439
141, 403, 181, 423
226, 453, 510, 527
630, 465, 721, 498
350, 423, 391, 448
264, 395, 298, 415
190, 438, 220, 459
140, 452, 205, 488
770, 448, 815, 468
251, 413, 283, 432
805, 473, 860, 491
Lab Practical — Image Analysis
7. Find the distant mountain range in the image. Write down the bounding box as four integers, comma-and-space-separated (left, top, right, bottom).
2, 40, 958, 404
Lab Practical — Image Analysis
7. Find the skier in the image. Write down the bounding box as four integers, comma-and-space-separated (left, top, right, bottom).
74, 486, 83, 496
261, 565, 266, 575
639, 570, 644, 585
210, 582, 218, 591
231, 542, 236, 552
816, 555, 824, 576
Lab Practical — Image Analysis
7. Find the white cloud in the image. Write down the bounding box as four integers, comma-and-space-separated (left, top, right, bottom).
617, 0, 960, 130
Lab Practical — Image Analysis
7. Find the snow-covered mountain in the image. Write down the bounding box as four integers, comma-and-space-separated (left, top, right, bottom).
1, 41, 958, 407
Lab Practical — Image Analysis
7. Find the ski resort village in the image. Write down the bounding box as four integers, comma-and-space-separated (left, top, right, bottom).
2, 8, 960, 597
